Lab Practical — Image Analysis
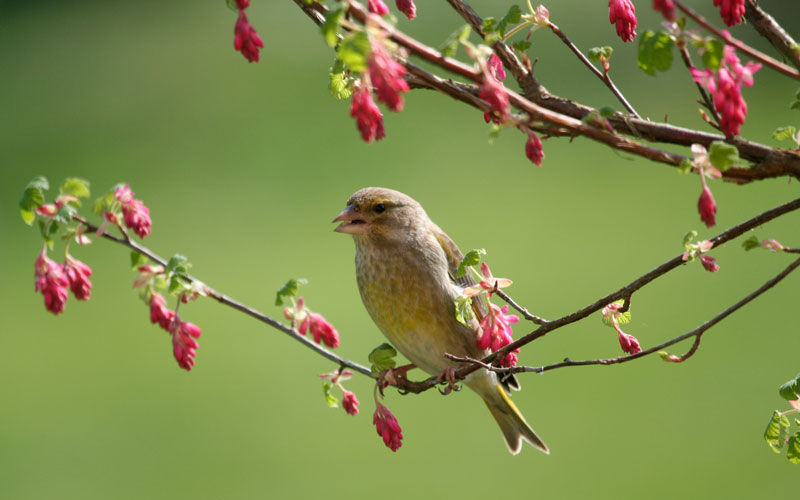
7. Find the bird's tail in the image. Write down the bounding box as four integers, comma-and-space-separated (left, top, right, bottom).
480, 380, 549, 455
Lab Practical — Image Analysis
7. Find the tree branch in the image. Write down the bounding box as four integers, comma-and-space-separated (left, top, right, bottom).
744, 0, 800, 73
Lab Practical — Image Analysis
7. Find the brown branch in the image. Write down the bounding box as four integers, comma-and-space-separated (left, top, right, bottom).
744, 0, 800, 73
494, 289, 547, 325
673, 0, 800, 80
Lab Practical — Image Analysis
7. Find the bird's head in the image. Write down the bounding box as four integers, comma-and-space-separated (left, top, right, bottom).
333, 187, 426, 242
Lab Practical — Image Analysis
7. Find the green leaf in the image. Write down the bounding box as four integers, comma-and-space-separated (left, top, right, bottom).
337, 32, 370, 73
599, 106, 616, 118
130, 251, 149, 269
637, 30, 674, 76
587, 46, 613, 62
511, 40, 531, 52
601, 300, 631, 326
19, 176, 49, 226
225, 0, 239, 12
439, 24, 471, 58
93, 185, 122, 215
791, 89, 800, 111
764, 410, 790, 453
321, 7, 345, 48
275, 278, 308, 306
322, 381, 339, 408
454, 295, 474, 326
59, 177, 90, 200
456, 248, 486, 277
788, 433, 800, 464
683, 230, 698, 246
708, 141, 739, 171
368, 343, 397, 374
482, 17, 498, 35
741, 235, 760, 251
772, 126, 798, 142
328, 67, 353, 100
778, 374, 800, 400
497, 5, 522, 37
701, 39, 724, 71
677, 158, 694, 174
165, 254, 191, 276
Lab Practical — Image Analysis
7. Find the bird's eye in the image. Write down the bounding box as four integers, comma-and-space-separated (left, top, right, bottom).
373, 203, 386, 213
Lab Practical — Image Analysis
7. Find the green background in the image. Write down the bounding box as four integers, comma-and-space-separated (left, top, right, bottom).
2, 0, 798, 498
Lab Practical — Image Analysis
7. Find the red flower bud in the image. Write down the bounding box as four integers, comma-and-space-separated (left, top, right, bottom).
34, 249, 69, 315
713, 0, 745, 27
342, 390, 360, 416
699, 255, 720, 272
652, 0, 675, 21
395, 0, 416, 19
525, 132, 545, 166
234, 10, 264, 63
608, 0, 637, 42
64, 256, 93, 301
367, 0, 389, 15
373, 402, 403, 451
698, 184, 717, 228
350, 87, 385, 143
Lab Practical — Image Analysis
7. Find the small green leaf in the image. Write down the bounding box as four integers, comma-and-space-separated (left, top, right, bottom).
683, 230, 698, 246
742, 235, 760, 251
59, 177, 90, 200
587, 46, 613, 62
482, 17, 498, 34
778, 374, 800, 400
701, 39, 724, 71
456, 248, 486, 277
791, 89, 800, 111
772, 126, 798, 142
677, 158, 694, 174
601, 300, 631, 326
225, 0, 239, 12
19, 176, 49, 226
511, 40, 531, 52
337, 31, 370, 73
638, 30, 674, 76
708, 141, 739, 171
497, 5, 522, 37
599, 106, 616, 118
328, 67, 353, 100
788, 433, 800, 464
130, 251, 149, 269
322, 381, 339, 408
368, 343, 397, 374
166, 254, 190, 276
93, 185, 121, 215
764, 410, 790, 453
275, 278, 308, 306
53, 204, 75, 225
454, 295, 474, 326
439, 24, 471, 58
321, 7, 345, 48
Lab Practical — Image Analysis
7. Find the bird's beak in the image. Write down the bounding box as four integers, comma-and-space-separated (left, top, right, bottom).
332, 205, 368, 234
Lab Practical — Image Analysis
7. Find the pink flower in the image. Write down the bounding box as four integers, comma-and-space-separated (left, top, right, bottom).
234, 10, 264, 63
170, 319, 201, 371
699, 255, 719, 272
234, 0, 249, 8
308, 313, 340, 348
64, 256, 92, 301
373, 402, 403, 451
479, 74, 510, 123
34, 249, 69, 315
713, 0, 745, 27
396, 0, 416, 19
368, 41, 409, 112
114, 184, 152, 238
652, 0, 675, 21
149, 292, 175, 330
608, 0, 637, 42
350, 87, 385, 143
618, 331, 642, 354
525, 132, 545, 166
487, 54, 506, 81
463, 262, 513, 297
761, 239, 785, 252
342, 390, 360, 416
698, 184, 717, 228
478, 304, 520, 367
723, 45, 760, 86
367, 0, 389, 15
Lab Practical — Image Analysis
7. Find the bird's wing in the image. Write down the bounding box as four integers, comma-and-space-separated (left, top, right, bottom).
433, 224, 521, 393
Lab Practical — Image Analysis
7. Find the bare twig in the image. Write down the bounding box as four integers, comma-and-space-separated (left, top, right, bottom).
744, 0, 800, 73
676, 38, 721, 124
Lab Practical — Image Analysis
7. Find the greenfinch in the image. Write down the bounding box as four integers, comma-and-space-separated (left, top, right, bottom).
334, 187, 548, 455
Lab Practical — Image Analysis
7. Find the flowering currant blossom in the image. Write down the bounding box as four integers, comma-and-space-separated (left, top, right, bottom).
170, 318, 201, 371
691, 46, 761, 137
234, 10, 264, 63
608, 0, 637, 42
652, 0, 675, 21
525, 132, 545, 166
113, 184, 152, 238
368, 41, 410, 112
699, 255, 720, 273
463, 262, 513, 297
602, 302, 642, 355
150, 292, 176, 330
234, 0, 249, 8
285, 296, 340, 348
342, 390, 360, 416
350, 86, 386, 143
373, 401, 403, 451
396, 0, 416, 19
34, 249, 70, 315
713, 0, 745, 27
478, 304, 521, 368
367, 0, 389, 15
698, 183, 717, 228
64, 256, 93, 301
760, 239, 785, 252
480, 58, 510, 123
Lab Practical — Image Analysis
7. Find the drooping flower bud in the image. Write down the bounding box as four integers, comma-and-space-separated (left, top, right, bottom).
373, 402, 403, 451
713, 0, 745, 27
234, 10, 264, 63
34, 249, 70, 315
698, 184, 717, 228
64, 256, 93, 301
699, 255, 720, 272
114, 184, 152, 238
608, 0, 637, 42
652, 0, 675, 21
525, 132, 545, 166
479, 74, 510, 123
367, 0, 389, 15
342, 390, 360, 416
368, 41, 410, 112
395, 0, 416, 19
350, 87, 386, 143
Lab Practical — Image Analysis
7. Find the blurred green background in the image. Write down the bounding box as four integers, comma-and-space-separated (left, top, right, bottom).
2, 0, 799, 498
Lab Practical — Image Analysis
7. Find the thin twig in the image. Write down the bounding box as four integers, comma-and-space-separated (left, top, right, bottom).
673, 0, 800, 80
494, 289, 548, 325
744, 0, 800, 73
676, 38, 721, 124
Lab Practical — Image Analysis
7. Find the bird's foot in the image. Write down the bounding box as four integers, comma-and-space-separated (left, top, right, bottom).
436, 366, 462, 395
378, 363, 416, 396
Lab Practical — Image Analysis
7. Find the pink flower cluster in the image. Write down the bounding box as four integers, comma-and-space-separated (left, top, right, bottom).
691, 46, 761, 137
713, 0, 745, 27
368, 0, 417, 19
373, 401, 403, 451
34, 249, 93, 315
479, 304, 520, 367
233, 1, 263, 62
284, 296, 340, 348
351, 87, 385, 143
319, 369, 359, 415
652, 0, 675, 21
150, 292, 202, 371
480, 54, 510, 123
342, 390, 360, 416
608, 0, 637, 42
112, 185, 152, 238
525, 132, 545, 166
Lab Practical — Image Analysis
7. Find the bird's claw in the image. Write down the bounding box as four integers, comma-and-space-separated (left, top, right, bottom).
436, 366, 461, 395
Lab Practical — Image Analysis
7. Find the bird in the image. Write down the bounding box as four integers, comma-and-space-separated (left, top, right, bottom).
333, 187, 548, 455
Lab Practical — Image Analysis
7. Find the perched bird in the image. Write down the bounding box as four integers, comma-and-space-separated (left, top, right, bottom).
333, 187, 548, 454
